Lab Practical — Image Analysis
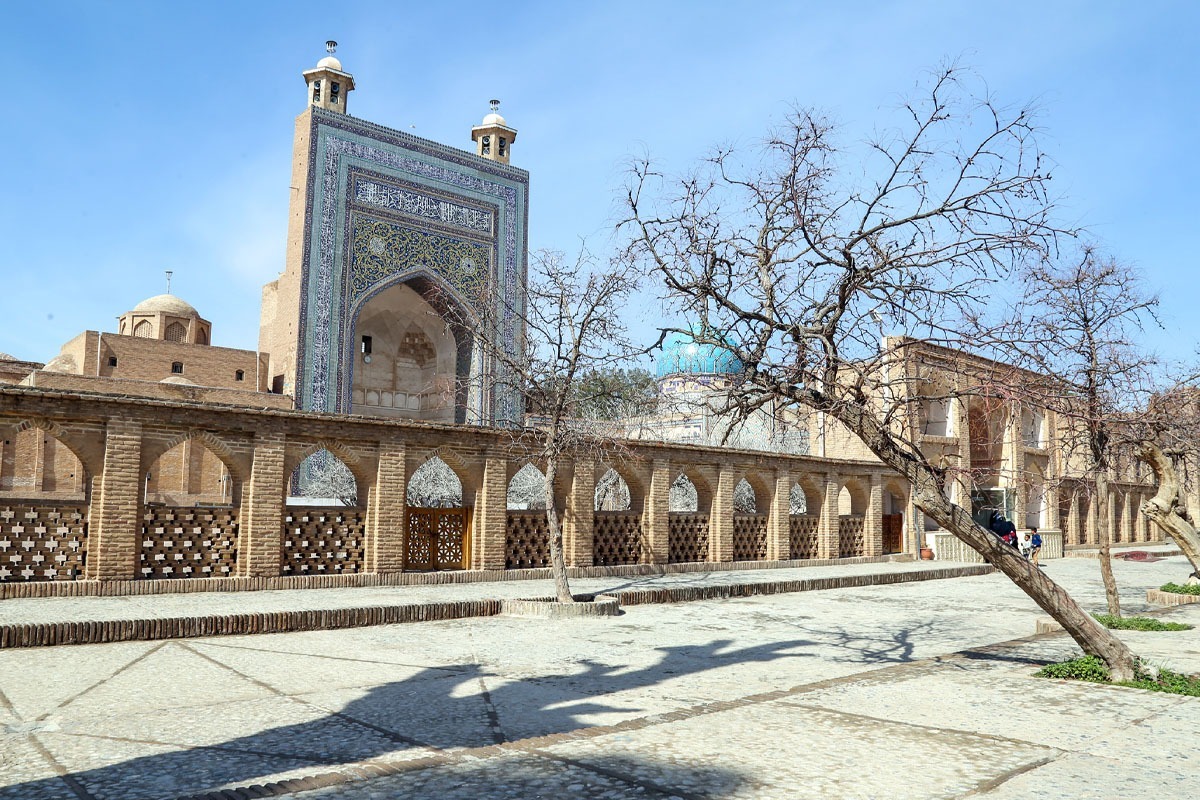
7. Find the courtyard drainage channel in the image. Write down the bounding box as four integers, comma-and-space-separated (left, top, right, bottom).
0, 564, 994, 648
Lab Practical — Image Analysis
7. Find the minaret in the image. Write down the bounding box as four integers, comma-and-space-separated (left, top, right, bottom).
302, 40, 355, 114
470, 100, 517, 164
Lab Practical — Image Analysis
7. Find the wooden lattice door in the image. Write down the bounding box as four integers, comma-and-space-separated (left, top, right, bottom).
406, 508, 469, 571
882, 514, 904, 554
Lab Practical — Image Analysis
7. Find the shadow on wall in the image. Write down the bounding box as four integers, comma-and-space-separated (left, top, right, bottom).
0, 637, 810, 799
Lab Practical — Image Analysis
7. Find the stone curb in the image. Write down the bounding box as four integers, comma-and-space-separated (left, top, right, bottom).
0, 553, 913, 600
501, 594, 622, 618
1063, 545, 1178, 559
0, 563, 993, 649
1147, 588, 1200, 606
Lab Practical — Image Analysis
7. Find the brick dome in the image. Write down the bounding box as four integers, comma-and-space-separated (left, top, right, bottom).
130, 294, 201, 317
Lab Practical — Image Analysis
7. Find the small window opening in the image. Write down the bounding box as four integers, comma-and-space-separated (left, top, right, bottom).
361, 335, 372, 355
312, 80, 321, 102
235, 369, 245, 382
272, 374, 284, 394
171, 362, 184, 374
481, 135, 491, 155
108, 356, 118, 368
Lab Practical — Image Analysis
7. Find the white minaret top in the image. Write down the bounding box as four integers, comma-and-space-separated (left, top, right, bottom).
470, 100, 517, 164
303, 40, 355, 114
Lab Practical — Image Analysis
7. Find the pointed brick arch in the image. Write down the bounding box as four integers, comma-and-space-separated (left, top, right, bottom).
286, 439, 372, 501
11, 417, 101, 479
141, 429, 249, 483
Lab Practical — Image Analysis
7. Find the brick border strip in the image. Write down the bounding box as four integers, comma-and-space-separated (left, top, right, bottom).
0, 553, 913, 599
0, 564, 994, 649
610, 564, 995, 606
0, 599, 504, 648
1146, 588, 1200, 606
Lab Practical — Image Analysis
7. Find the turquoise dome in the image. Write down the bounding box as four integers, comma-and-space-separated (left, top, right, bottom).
656, 329, 744, 378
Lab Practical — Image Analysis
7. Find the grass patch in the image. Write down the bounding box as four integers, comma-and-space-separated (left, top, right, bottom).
1160, 582, 1200, 595
1092, 613, 1193, 631
1036, 655, 1109, 683
1036, 656, 1200, 696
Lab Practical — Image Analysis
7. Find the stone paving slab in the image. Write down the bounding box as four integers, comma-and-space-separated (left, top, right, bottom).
0, 556, 1197, 800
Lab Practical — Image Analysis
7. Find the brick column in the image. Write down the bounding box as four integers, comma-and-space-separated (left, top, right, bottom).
709, 466, 736, 562
767, 470, 791, 560
563, 460, 595, 567
1135, 493, 1148, 542
365, 441, 406, 573
475, 453, 508, 570
643, 459, 671, 565
1086, 492, 1098, 545
818, 473, 840, 559
240, 431, 286, 578
1075, 491, 1084, 546
87, 418, 143, 580
865, 472, 883, 557
1046, 483, 1060, 531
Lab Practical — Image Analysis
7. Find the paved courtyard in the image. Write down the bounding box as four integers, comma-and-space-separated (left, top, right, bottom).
1, 555, 1197, 799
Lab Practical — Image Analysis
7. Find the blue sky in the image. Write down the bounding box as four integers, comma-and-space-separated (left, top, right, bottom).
2, 1, 1197, 366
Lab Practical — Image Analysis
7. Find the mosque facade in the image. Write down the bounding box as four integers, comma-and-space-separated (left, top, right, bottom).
258, 47, 528, 426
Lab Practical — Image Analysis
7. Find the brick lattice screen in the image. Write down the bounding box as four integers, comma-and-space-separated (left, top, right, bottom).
668, 513, 709, 563
505, 511, 550, 569
839, 515, 866, 558
0, 503, 87, 581
593, 512, 644, 566
281, 508, 365, 575
139, 506, 238, 579
789, 515, 819, 559
732, 514, 769, 561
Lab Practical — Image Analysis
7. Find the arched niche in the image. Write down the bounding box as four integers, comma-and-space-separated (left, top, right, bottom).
289, 448, 360, 507
791, 476, 824, 517
144, 437, 236, 506
408, 456, 464, 508
789, 484, 808, 515
0, 425, 87, 500
733, 478, 758, 514
349, 277, 475, 424
669, 473, 699, 512
595, 467, 632, 511
838, 479, 868, 516
508, 463, 546, 510
882, 479, 908, 516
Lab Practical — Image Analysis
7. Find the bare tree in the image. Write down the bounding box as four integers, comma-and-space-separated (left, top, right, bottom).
620, 66, 1141, 679
990, 247, 1160, 617
460, 248, 643, 603
1137, 386, 1200, 580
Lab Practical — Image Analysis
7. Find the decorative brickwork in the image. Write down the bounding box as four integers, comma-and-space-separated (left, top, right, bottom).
789, 515, 819, 560
732, 514, 769, 561
505, 511, 549, 569
838, 515, 866, 558
668, 513, 709, 563
281, 508, 365, 574
405, 507, 467, 570
138, 506, 238, 579
0, 503, 87, 581
593, 511, 644, 566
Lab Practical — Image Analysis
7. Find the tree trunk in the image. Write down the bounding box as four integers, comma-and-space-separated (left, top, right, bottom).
1137, 441, 1200, 579
830, 398, 1139, 681
543, 456, 575, 603
1095, 473, 1121, 617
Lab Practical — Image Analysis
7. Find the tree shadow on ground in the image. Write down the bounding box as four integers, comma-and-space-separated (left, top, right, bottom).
0, 637, 807, 800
